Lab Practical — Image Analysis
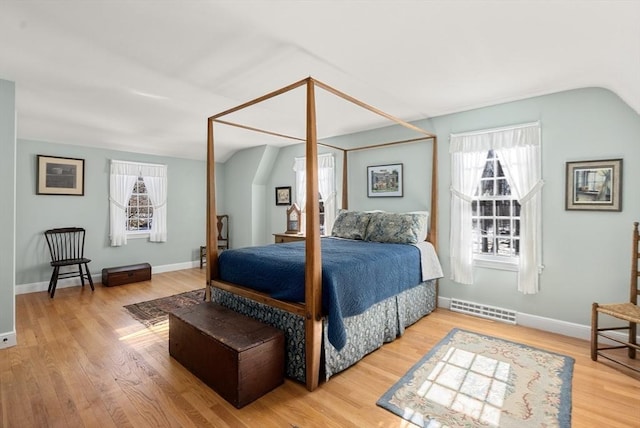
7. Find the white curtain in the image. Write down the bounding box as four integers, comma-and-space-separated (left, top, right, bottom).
293, 153, 335, 234
495, 125, 543, 294
449, 122, 543, 293
109, 161, 139, 246
109, 160, 168, 246
140, 164, 168, 242
449, 150, 486, 284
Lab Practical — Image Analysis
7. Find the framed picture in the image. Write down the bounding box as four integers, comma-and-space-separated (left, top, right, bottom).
367, 163, 403, 197
37, 155, 85, 196
275, 186, 292, 206
565, 158, 622, 211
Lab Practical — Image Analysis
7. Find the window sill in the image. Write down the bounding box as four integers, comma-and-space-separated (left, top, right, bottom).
474, 257, 519, 272
127, 232, 150, 240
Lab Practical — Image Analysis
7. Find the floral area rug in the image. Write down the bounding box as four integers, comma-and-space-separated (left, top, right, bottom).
377, 328, 574, 427
124, 289, 205, 327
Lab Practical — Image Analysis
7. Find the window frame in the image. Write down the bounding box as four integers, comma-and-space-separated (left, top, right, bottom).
126, 176, 153, 238
471, 150, 520, 271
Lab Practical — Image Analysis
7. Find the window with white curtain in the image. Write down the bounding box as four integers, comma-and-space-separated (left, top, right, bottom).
450, 122, 543, 294
472, 150, 521, 265
293, 153, 336, 235
109, 160, 168, 246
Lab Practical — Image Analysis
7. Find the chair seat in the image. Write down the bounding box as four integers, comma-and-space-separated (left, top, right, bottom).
51, 258, 92, 267
596, 302, 640, 323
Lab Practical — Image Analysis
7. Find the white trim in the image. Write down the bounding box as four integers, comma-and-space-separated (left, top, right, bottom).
437, 296, 637, 342
15, 260, 200, 295
0, 331, 17, 349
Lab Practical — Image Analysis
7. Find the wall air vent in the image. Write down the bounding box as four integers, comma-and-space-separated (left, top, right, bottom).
450, 299, 517, 324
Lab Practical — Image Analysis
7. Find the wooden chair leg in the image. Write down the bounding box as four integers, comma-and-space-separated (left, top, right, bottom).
50, 267, 60, 298
48, 268, 56, 294
78, 264, 86, 287
591, 302, 599, 361
629, 322, 637, 359
85, 263, 95, 291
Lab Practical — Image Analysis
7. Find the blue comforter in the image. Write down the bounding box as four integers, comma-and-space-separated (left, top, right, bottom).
218, 237, 422, 350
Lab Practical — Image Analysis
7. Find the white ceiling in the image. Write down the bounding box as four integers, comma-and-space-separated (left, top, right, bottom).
1, 1, 638, 162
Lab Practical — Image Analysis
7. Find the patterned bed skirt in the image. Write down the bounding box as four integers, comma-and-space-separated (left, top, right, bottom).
211, 279, 437, 384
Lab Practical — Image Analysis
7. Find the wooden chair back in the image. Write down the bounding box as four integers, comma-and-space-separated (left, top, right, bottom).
631, 222, 639, 305
216, 215, 229, 250
44, 227, 87, 263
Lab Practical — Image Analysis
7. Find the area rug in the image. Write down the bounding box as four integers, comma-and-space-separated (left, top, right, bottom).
124, 289, 205, 327
377, 328, 574, 428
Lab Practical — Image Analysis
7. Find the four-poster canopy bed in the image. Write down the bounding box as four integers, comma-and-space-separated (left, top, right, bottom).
205, 77, 440, 391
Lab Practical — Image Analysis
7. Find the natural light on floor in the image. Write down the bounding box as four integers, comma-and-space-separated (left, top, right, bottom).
403, 347, 510, 427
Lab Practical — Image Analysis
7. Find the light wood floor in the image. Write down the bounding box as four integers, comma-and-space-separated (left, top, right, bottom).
2, 268, 639, 427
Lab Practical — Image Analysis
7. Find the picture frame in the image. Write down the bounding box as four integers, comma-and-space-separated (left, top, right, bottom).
37, 155, 85, 196
565, 158, 622, 211
367, 163, 403, 197
275, 186, 292, 206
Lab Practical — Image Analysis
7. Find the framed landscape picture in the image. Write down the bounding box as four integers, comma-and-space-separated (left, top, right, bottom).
37, 155, 85, 196
565, 158, 622, 211
367, 163, 403, 197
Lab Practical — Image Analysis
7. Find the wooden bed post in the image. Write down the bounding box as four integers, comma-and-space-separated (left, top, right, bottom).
428, 136, 438, 251
305, 78, 323, 391
342, 150, 348, 209
206, 117, 219, 302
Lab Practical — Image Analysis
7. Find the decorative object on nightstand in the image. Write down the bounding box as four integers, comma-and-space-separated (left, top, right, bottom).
286, 203, 301, 234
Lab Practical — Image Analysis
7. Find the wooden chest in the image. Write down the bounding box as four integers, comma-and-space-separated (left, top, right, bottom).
169, 302, 284, 408
101, 263, 151, 287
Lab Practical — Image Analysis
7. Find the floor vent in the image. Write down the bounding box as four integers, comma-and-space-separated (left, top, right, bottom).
449, 299, 517, 324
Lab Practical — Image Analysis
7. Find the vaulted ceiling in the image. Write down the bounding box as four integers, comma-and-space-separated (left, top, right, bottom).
1, 1, 638, 161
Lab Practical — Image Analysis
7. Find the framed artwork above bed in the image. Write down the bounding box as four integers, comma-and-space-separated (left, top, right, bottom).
367, 163, 403, 198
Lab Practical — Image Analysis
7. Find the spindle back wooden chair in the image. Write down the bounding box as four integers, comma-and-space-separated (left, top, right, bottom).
591, 222, 640, 374
44, 227, 95, 298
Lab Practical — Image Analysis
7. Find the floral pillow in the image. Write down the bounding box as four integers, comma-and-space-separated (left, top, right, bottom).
364, 212, 428, 244
331, 210, 371, 240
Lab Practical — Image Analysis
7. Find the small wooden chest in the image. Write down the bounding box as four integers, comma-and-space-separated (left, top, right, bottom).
169, 302, 284, 408
101, 263, 151, 287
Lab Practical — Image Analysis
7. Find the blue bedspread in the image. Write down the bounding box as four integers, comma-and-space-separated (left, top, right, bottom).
218, 237, 421, 350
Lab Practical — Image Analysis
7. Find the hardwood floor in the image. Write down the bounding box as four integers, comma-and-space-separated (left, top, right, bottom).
2, 268, 639, 427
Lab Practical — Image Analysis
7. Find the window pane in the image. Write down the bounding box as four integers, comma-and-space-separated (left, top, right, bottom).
479, 201, 493, 216
496, 178, 510, 195
480, 179, 494, 196
496, 200, 511, 216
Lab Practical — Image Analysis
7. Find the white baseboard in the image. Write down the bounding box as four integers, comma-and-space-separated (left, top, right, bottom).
438, 296, 592, 341
0, 331, 17, 349
15, 260, 200, 295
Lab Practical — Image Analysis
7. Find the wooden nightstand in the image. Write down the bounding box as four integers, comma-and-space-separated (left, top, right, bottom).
273, 233, 306, 243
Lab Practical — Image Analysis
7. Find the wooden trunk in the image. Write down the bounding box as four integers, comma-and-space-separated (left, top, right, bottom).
168, 302, 285, 408
101, 263, 151, 287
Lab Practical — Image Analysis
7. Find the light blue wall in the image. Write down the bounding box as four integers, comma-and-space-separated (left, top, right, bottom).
15, 139, 209, 287
0, 79, 16, 342
427, 87, 640, 327
221, 86, 640, 330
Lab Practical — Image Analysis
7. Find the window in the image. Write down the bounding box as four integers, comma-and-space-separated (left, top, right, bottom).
450, 122, 542, 294
127, 176, 153, 233
293, 153, 336, 235
109, 160, 167, 246
472, 150, 521, 264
